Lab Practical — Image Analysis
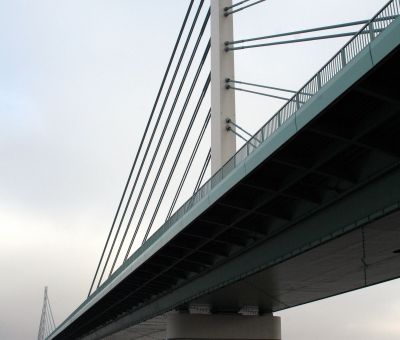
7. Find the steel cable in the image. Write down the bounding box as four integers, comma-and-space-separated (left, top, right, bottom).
227, 126, 258, 148
227, 84, 293, 101
142, 75, 211, 241
226, 118, 260, 142
193, 148, 211, 194
87, 0, 195, 294
224, 0, 252, 11
123, 40, 211, 260
224, 0, 266, 16
166, 110, 211, 220
110, 15, 211, 272
47, 298, 56, 330
96, 1, 207, 284
226, 32, 359, 51
226, 79, 312, 96
226, 19, 371, 46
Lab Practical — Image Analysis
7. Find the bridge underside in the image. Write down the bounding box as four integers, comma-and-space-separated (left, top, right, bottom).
54, 22, 400, 340
186, 40, 400, 313
106, 209, 400, 339
190, 209, 400, 312
94, 43, 400, 339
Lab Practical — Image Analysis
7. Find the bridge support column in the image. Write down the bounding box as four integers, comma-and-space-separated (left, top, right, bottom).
211, 0, 236, 174
166, 313, 281, 340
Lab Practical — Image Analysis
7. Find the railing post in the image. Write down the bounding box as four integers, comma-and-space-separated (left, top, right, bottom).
211, 0, 236, 175
317, 73, 322, 90
341, 49, 347, 68
369, 22, 375, 41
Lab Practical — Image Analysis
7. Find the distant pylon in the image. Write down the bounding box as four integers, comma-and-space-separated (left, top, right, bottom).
37, 287, 56, 340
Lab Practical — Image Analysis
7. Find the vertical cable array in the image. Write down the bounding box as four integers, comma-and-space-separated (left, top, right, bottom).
140, 73, 211, 245
167, 111, 211, 220
116, 16, 210, 270
88, 1, 197, 296
89, 2, 212, 293
102, 1, 208, 284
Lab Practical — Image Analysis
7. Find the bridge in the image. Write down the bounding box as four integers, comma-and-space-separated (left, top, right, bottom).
47, 0, 400, 339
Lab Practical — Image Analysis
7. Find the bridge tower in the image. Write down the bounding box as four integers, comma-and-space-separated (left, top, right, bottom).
166, 1, 281, 339
210, 0, 236, 174
37, 287, 56, 340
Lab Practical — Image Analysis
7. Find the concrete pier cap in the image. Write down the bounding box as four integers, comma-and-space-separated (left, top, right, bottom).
166, 311, 281, 340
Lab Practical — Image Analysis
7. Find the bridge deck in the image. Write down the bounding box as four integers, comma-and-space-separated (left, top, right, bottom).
50, 4, 400, 340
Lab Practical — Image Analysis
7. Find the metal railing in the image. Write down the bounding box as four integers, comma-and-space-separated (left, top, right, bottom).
50, 1, 400, 337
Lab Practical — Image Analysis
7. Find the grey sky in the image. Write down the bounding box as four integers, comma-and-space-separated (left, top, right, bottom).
0, 0, 399, 339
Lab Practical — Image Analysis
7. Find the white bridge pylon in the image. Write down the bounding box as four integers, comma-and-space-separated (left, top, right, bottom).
37, 287, 56, 340
177, 1, 281, 338
211, 0, 237, 174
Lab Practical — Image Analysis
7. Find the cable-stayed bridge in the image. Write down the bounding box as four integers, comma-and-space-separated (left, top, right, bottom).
38, 287, 56, 340
46, 0, 400, 339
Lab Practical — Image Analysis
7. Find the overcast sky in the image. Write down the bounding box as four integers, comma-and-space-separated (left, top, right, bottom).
1, 0, 399, 339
